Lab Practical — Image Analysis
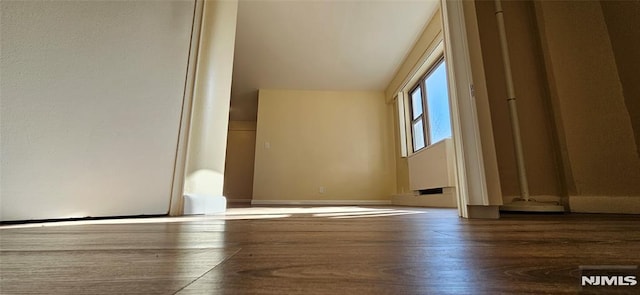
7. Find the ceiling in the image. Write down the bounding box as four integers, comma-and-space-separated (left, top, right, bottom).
230, 0, 440, 121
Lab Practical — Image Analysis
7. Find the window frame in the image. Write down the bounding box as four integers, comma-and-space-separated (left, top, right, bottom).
407, 55, 447, 153
409, 84, 427, 152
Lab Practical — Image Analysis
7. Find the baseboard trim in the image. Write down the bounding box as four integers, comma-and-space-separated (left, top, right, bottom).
251, 200, 392, 206
183, 194, 226, 215
569, 195, 640, 214
467, 205, 500, 219
227, 199, 252, 203
503, 194, 564, 204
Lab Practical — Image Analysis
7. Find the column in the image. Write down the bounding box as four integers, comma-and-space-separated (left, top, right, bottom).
183, 0, 238, 214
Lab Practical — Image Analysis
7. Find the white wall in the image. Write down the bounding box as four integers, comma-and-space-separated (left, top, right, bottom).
1, 0, 195, 221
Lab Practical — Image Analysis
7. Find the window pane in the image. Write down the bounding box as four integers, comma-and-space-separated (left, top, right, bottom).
425, 61, 451, 144
410, 87, 423, 119
412, 119, 425, 151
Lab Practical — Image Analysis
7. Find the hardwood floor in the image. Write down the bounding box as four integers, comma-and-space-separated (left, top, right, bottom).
1, 206, 639, 294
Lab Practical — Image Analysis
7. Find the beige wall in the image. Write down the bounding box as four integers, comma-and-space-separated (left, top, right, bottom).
462, 0, 504, 205
470, 0, 640, 212
392, 103, 411, 194
386, 3, 505, 208
474, 0, 563, 201
385, 9, 442, 100
385, 10, 443, 195
535, 0, 640, 201
0, 1, 194, 221
600, 0, 640, 157
253, 90, 396, 202
224, 121, 257, 201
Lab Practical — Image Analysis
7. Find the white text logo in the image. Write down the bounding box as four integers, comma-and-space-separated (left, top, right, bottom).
581, 275, 637, 286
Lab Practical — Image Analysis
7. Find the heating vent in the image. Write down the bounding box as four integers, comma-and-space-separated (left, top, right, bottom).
419, 188, 444, 195
408, 139, 455, 191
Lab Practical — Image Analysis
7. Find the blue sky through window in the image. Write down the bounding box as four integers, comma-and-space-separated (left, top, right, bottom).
425, 61, 451, 144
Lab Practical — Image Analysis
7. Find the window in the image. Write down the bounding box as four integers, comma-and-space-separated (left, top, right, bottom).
408, 58, 451, 152
410, 86, 426, 151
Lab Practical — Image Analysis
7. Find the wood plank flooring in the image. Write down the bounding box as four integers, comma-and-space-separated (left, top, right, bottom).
1, 206, 639, 294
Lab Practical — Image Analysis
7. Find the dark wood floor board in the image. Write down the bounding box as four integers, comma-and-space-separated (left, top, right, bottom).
179, 256, 636, 295
0, 231, 230, 251
1, 207, 639, 294
217, 244, 638, 266
0, 248, 240, 294
176, 256, 583, 295
0, 223, 227, 234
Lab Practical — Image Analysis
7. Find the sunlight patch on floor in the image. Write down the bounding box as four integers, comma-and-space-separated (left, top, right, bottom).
1, 206, 437, 229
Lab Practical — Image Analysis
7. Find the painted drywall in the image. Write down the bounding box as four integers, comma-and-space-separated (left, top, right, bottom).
535, 1, 640, 202
223, 121, 257, 201
441, 0, 499, 209
392, 102, 411, 194
183, 0, 238, 200
231, 0, 440, 122
386, 10, 442, 195
386, 9, 442, 100
474, 0, 563, 202
253, 90, 396, 202
0, 0, 194, 221
461, 0, 503, 205
600, 0, 640, 157
387, 2, 505, 208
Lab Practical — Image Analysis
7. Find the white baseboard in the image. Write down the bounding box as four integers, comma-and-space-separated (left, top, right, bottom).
250, 199, 392, 206
502, 195, 564, 204
183, 194, 227, 215
569, 195, 640, 214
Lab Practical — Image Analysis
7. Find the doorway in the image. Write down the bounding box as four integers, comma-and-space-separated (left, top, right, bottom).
223, 121, 257, 204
